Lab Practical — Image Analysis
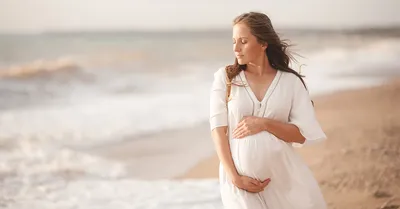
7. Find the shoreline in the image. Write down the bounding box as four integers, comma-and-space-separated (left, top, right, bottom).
88, 121, 215, 180
179, 79, 400, 209
89, 79, 400, 181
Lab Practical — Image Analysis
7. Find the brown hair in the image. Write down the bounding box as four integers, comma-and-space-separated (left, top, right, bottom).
225, 12, 310, 103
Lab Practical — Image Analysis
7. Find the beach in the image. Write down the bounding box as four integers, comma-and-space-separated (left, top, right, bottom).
85, 77, 400, 209
1, 30, 400, 209
180, 79, 400, 209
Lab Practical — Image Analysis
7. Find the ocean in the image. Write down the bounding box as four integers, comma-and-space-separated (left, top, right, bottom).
1, 28, 399, 208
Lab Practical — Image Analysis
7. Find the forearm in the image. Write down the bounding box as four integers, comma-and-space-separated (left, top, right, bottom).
211, 127, 239, 180
260, 118, 305, 144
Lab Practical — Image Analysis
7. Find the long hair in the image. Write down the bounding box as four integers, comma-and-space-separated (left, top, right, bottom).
225, 12, 310, 103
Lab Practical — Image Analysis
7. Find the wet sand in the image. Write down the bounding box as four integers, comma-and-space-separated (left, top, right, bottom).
181, 79, 400, 209
91, 79, 400, 209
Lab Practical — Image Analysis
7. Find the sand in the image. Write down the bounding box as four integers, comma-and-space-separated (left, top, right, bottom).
180, 79, 400, 209
89, 123, 215, 179
90, 79, 400, 209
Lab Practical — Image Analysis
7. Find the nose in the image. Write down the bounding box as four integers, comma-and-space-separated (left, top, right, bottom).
234, 43, 241, 53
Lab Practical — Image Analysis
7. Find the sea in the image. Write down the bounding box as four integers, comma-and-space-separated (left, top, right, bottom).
1, 28, 400, 208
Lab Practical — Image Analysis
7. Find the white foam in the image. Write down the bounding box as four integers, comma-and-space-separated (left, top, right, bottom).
0, 139, 126, 180
1, 39, 399, 148
0, 88, 211, 148
3, 177, 222, 209
0, 136, 220, 209
309, 39, 399, 74
291, 38, 400, 96
1, 37, 399, 209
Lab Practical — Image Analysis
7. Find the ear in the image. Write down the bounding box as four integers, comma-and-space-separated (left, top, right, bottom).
261, 43, 268, 50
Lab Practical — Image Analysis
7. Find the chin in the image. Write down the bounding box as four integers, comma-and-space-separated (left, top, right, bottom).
237, 58, 248, 65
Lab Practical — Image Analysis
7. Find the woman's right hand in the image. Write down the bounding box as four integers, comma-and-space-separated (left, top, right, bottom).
232, 175, 271, 193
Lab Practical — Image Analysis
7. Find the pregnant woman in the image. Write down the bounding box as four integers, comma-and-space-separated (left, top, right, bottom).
209, 12, 328, 209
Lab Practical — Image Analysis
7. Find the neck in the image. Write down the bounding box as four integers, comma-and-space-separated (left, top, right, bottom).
246, 55, 275, 76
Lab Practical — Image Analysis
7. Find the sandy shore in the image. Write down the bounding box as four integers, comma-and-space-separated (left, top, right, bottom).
180, 79, 400, 209
90, 79, 400, 209
89, 123, 215, 179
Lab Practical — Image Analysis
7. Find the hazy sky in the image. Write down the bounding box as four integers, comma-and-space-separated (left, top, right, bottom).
1, 0, 399, 33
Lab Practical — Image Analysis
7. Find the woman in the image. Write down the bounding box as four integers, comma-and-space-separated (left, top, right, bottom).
209, 12, 327, 208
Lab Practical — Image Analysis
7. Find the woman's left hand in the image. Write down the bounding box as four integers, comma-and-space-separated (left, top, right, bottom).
233, 116, 265, 139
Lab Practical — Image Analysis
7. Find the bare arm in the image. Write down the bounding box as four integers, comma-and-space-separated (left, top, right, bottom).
232, 116, 305, 144
212, 126, 270, 192
209, 69, 240, 180
261, 118, 305, 144
233, 76, 327, 146
209, 68, 269, 192
211, 126, 239, 180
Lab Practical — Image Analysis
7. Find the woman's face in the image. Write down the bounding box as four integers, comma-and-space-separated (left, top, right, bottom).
232, 23, 266, 65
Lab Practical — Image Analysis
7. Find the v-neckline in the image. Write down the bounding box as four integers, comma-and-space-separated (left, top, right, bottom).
240, 70, 281, 104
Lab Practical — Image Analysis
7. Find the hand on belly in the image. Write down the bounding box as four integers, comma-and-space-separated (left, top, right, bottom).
232, 116, 265, 139
231, 131, 285, 181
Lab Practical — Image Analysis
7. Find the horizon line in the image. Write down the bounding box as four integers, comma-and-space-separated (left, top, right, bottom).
1, 25, 400, 35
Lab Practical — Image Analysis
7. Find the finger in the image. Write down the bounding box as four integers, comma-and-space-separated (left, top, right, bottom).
242, 116, 252, 122
247, 182, 264, 191
233, 126, 245, 138
239, 117, 247, 123
261, 178, 271, 188
242, 185, 258, 193
250, 179, 261, 186
239, 118, 249, 127
262, 178, 271, 183
246, 189, 261, 193
235, 129, 246, 139
242, 130, 251, 138
245, 186, 264, 193
233, 121, 245, 134
232, 124, 242, 137
238, 128, 251, 139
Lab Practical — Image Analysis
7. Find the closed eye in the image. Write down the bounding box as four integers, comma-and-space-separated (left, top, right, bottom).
233, 38, 248, 44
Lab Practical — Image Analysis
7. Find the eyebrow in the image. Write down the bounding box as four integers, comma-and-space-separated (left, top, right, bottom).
232, 36, 248, 40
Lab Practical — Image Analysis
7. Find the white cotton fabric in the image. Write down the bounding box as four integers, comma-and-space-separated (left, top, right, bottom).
209, 67, 327, 209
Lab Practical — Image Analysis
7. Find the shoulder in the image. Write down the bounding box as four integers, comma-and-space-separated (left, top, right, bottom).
212, 66, 228, 82
279, 71, 310, 97
279, 71, 303, 87
214, 67, 226, 76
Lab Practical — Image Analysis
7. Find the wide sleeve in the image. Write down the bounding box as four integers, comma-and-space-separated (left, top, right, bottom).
288, 76, 327, 147
209, 68, 229, 131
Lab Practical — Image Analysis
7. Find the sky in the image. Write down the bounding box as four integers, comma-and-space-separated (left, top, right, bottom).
0, 0, 399, 33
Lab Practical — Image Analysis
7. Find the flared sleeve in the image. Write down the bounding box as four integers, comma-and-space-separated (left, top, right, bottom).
209, 68, 229, 131
289, 76, 327, 147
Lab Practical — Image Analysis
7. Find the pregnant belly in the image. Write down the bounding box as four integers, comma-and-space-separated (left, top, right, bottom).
230, 131, 287, 181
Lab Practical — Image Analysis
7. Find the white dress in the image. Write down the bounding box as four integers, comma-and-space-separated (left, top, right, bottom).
209, 67, 328, 209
